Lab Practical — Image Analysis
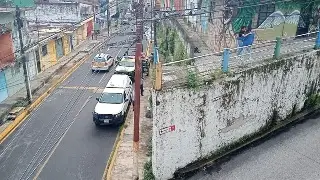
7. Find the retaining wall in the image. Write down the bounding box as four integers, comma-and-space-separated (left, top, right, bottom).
152, 50, 320, 179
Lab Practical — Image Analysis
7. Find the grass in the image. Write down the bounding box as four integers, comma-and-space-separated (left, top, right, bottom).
143, 159, 155, 180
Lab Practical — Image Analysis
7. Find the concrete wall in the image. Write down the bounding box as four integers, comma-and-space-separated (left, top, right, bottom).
25, 3, 81, 23
152, 50, 320, 179
4, 65, 25, 97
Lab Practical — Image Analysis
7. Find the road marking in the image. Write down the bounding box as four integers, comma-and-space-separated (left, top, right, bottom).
59, 86, 99, 90
33, 96, 92, 180
99, 73, 107, 84
0, 54, 90, 144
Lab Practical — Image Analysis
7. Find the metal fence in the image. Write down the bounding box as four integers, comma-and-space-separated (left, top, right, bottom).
158, 31, 320, 89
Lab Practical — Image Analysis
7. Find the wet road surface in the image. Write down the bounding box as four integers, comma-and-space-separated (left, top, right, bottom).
188, 115, 320, 180
0, 24, 135, 180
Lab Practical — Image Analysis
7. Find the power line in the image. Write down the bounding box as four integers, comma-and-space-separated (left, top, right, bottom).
0, 27, 133, 179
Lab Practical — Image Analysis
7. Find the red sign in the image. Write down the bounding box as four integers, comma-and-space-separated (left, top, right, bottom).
159, 125, 175, 135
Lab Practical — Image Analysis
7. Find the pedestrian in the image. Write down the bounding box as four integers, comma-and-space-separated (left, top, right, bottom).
239, 29, 255, 61
236, 26, 247, 56
140, 76, 144, 96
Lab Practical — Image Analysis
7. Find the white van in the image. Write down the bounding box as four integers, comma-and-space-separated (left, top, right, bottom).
106, 74, 132, 89
93, 75, 132, 126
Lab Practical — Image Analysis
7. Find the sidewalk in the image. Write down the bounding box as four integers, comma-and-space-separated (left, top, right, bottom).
0, 26, 119, 131
109, 79, 153, 180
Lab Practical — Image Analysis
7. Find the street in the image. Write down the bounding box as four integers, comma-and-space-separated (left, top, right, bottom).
188, 115, 320, 180
0, 24, 135, 180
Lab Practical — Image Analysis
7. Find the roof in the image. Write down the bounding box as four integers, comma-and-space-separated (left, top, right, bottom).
107, 74, 130, 88
103, 87, 125, 93
121, 56, 135, 62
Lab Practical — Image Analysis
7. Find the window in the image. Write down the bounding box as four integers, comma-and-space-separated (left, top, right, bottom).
119, 61, 135, 67
256, 4, 276, 28
41, 45, 48, 56
99, 93, 124, 104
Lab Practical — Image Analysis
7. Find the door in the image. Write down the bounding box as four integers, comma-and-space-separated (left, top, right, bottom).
55, 38, 64, 59
35, 49, 41, 73
27, 51, 37, 80
0, 72, 9, 103
69, 35, 74, 50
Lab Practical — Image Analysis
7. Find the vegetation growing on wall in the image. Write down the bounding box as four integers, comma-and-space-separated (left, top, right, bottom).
156, 25, 188, 63
143, 137, 155, 180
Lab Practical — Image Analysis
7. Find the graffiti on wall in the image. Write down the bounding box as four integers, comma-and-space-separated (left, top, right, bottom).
204, 0, 317, 51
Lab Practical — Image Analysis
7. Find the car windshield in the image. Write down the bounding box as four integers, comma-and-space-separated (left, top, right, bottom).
94, 57, 106, 62
99, 93, 123, 104
119, 61, 135, 67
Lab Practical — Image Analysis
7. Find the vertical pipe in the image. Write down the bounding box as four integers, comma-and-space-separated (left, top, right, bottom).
315, 31, 320, 49
222, 48, 229, 73
133, 42, 142, 180
274, 37, 281, 59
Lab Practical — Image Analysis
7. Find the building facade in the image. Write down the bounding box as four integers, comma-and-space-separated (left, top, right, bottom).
0, 8, 36, 103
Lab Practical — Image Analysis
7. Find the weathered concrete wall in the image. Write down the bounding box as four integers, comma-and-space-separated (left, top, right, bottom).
152, 50, 320, 179
25, 3, 82, 24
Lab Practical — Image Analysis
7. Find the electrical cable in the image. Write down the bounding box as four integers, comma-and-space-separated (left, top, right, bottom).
23, 39, 132, 180
0, 25, 132, 179
1, 0, 306, 63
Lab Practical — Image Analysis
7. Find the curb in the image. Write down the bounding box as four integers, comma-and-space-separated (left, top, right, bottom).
102, 41, 153, 180
102, 120, 127, 180
0, 53, 90, 143
0, 26, 121, 143
175, 105, 320, 176
0, 35, 108, 143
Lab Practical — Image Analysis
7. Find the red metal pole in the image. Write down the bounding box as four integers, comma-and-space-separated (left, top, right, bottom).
134, 42, 142, 143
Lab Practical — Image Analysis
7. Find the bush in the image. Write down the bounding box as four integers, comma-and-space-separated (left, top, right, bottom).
187, 70, 199, 89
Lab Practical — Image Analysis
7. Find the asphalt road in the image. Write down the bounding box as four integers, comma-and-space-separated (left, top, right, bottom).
188, 115, 320, 180
0, 24, 135, 180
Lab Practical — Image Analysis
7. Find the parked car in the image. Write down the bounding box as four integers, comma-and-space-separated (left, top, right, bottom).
93, 74, 132, 126
114, 56, 135, 80
91, 53, 114, 72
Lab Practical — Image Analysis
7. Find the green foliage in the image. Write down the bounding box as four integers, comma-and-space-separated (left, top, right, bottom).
168, 30, 177, 55
304, 93, 320, 109
187, 70, 199, 89
174, 42, 187, 62
157, 25, 188, 64
143, 160, 155, 180
146, 136, 152, 156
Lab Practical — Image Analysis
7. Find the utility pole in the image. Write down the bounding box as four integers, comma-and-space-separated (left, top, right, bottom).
133, 0, 143, 179
16, 6, 32, 104
93, 0, 97, 39
107, 1, 110, 36
150, 0, 153, 42
153, 0, 157, 47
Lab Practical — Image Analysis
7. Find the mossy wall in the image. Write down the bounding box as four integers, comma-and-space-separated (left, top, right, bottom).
152, 50, 320, 179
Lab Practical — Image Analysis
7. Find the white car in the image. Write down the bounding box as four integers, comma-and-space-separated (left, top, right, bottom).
114, 56, 135, 78
93, 75, 132, 126
91, 53, 114, 72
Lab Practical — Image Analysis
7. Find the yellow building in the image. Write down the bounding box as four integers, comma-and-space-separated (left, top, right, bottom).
39, 39, 57, 70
